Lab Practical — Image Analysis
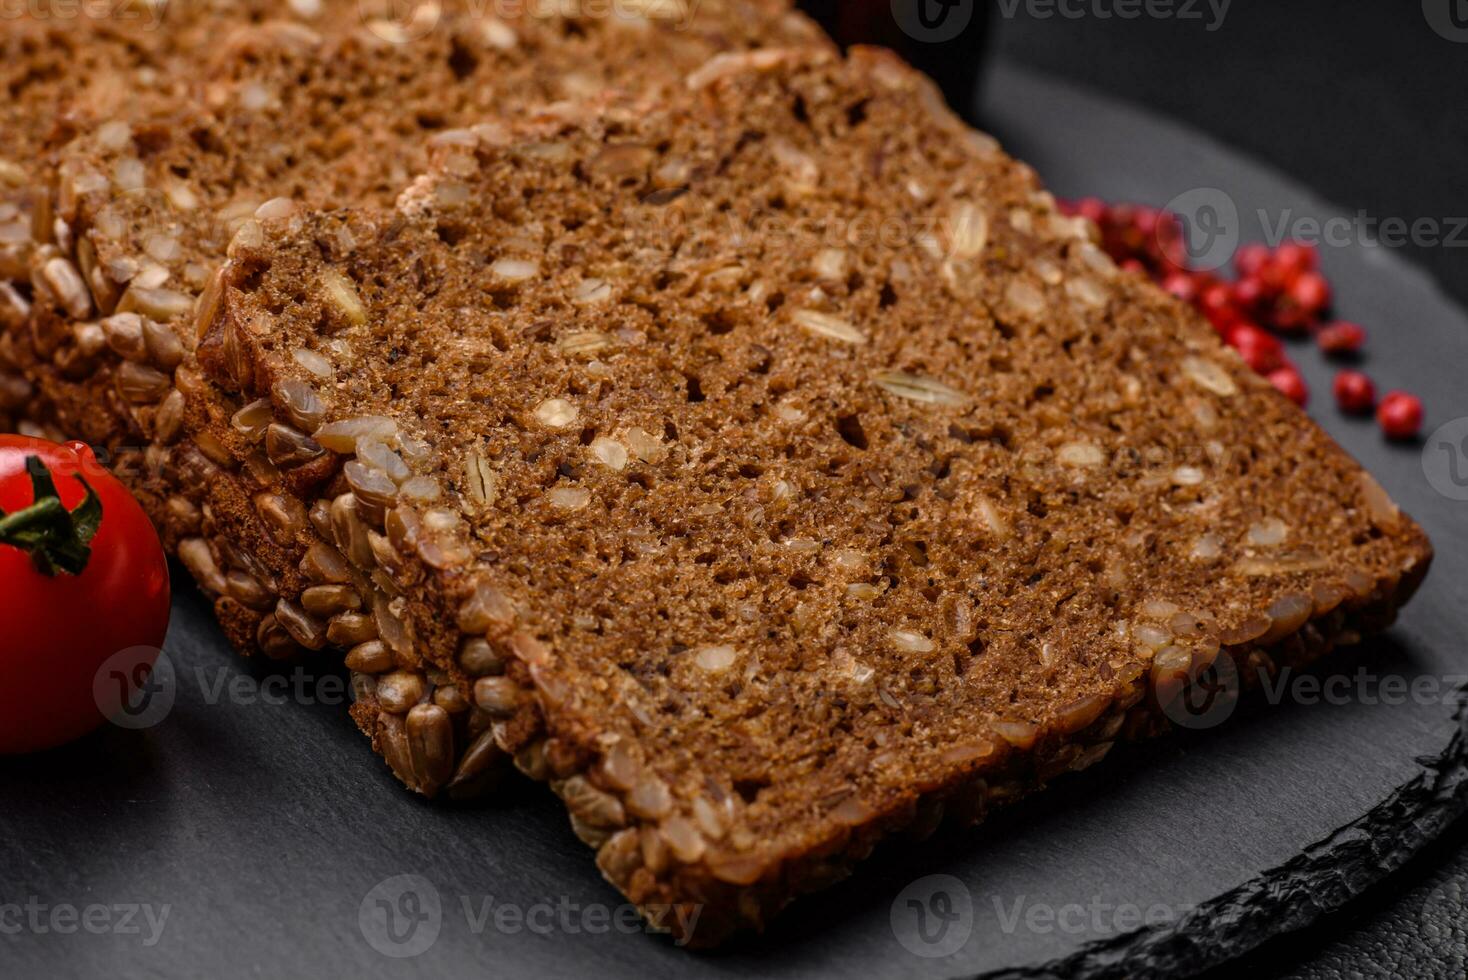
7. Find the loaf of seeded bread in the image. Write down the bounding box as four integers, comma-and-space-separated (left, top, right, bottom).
191, 48, 1432, 943
2, 1, 828, 796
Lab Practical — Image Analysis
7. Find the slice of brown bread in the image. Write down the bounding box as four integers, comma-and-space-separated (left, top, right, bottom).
6, 1, 826, 580
193, 47, 1432, 943
3, 1, 828, 797
8, 0, 825, 439
1, 0, 294, 351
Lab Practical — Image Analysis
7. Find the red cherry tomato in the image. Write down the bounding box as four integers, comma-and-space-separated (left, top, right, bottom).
0, 438, 170, 753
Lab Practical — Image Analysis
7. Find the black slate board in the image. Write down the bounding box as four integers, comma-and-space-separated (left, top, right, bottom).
3, 63, 1466, 980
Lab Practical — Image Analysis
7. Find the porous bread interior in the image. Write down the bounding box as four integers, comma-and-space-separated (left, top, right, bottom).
10, 0, 823, 433
211, 49, 1431, 859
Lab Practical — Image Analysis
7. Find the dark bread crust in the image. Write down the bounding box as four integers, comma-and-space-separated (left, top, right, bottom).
194, 48, 1432, 943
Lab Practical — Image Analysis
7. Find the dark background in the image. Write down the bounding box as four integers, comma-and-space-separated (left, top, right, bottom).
807, 2, 1468, 976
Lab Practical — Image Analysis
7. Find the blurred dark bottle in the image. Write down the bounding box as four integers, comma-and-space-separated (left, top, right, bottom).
798, 0, 992, 110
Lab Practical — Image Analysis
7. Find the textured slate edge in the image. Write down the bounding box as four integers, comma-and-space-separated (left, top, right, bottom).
966, 691, 1468, 980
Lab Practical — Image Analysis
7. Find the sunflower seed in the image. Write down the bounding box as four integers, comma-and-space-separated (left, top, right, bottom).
143, 319, 184, 369
358, 441, 410, 484
562, 776, 627, 829
320, 269, 367, 325
473, 677, 521, 716
331, 494, 376, 570
464, 450, 496, 506
117, 285, 194, 322
255, 492, 308, 546
792, 308, 866, 345
275, 598, 327, 650
225, 570, 276, 612
588, 437, 628, 471
406, 704, 454, 795
1181, 356, 1238, 397
344, 640, 393, 674
274, 378, 327, 432
344, 460, 398, 509
946, 202, 989, 258
153, 390, 186, 445
301, 584, 362, 617
266, 423, 325, 468
178, 538, 227, 594
301, 541, 352, 584
558, 331, 615, 356
458, 638, 506, 677
40, 257, 92, 319
457, 581, 516, 634
231, 398, 274, 440
450, 729, 505, 789
292, 347, 334, 379
328, 612, 379, 648
116, 362, 171, 402
874, 371, 967, 406
377, 671, 426, 714
314, 416, 396, 453
534, 398, 578, 428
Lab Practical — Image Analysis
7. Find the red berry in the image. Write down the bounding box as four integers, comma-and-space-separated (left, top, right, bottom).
1132, 206, 1159, 238
1288, 272, 1332, 315
1274, 241, 1320, 275
1199, 282, 1240, 332
1257, 256, 1293, 295
1074, 197, 1107, 225
1267, 296, 1313, 334
1231, 276, 1266, 312
1227, 323, 1284, 374
1160, 271, 1199, 303
1234, 243, 1271, 278
1377, 391, 1424, 440
1332, 370, 1376, 414
1120, 258, 1148, 276
1317, 321, 1366, 356
1268, 367, 1310, 406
